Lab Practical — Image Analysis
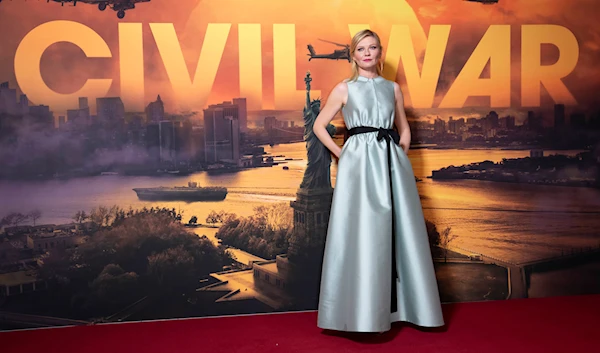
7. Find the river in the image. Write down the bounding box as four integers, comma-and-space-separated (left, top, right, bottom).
1, 143, 598, 266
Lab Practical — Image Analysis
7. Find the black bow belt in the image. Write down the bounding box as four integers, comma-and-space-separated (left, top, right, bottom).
348, 126, 400, 145
347, 126, 400, 313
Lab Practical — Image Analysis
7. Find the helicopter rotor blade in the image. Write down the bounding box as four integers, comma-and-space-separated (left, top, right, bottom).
318, 39, 348, 47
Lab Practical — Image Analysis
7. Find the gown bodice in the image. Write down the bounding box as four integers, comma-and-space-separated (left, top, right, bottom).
342, 75, 396, 130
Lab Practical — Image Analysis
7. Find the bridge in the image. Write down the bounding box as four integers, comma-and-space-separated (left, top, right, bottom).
270, 126, 304, 136
448, 244, 600, 300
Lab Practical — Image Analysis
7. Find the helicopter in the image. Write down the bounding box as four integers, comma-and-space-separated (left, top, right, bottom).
307, 39, 351, 62
464, 0, 499, 4
46, 0, 151, 19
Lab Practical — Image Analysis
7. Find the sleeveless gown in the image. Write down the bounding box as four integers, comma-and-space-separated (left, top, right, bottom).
317, 75, 445, 332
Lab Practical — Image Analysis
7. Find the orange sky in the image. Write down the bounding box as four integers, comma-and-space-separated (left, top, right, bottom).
0, 0, 599, 120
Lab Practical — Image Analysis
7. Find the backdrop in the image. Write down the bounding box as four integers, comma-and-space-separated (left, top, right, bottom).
0, 0, 599, 331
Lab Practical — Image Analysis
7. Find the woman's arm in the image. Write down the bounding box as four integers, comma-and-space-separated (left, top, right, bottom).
393, 82, 411, 153
313, 82, 347, 158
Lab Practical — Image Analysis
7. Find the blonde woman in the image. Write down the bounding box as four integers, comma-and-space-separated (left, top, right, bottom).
313, 29, 445, 333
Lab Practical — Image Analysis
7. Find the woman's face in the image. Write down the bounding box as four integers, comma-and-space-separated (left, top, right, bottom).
353, 36, 381, 71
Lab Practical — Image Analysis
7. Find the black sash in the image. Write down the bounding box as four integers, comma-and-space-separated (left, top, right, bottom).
347, 126, 400, 314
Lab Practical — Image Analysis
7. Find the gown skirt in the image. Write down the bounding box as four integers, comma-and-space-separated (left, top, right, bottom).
317, 77, 445, 333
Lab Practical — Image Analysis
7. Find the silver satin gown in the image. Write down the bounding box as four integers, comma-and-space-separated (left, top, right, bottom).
317, 75, 445, 332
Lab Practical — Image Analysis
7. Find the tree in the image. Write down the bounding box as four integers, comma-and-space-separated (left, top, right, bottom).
215, 203, 293, 259
0, 214, 13, 228
2, 212, 30, 227
29, 209, 42, 226
147, 246, 195, 291
73, 210, 89, 225
84, 264, 140, 315
439, 227, 458, 263
425, 219, 440, 249
188, 216, 198, 225
39, 209, 229, 317
206, 210, 220, 224
89, 206, 112, 227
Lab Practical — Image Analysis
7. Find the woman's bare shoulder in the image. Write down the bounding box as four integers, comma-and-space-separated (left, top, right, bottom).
329, 81, 349, 98
337, 80, 350, 89
391, 81, 403, 97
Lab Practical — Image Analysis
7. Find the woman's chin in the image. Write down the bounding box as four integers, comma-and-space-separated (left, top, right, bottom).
358, 64, 378, 71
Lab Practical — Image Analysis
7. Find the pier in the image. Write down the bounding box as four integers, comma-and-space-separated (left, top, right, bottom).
449, 245, 600, 299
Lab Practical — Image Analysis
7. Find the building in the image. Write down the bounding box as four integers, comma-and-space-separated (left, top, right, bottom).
232, 98, 247, 133
484, 111, 499, 133
27, 231, 84, 253
448, 117, 457, 134
79, 97, 89, 109
28, 105, 54, 128
159, 121, 177, 163
500, 115, 516, 130
0, 242, 20, 267
145, 95, 165, 123
0, 81, 18, 115
204, 101, 241, 163
66, 107, 91, 127
96, 97, 125, 123
146, 123, 161, 164
0, 271, 47, 297
145, 120, 183, 165
527, 111, 543, 131
19, 94, 29, 115
264, 116, 277, 131
434, 117, 446, 134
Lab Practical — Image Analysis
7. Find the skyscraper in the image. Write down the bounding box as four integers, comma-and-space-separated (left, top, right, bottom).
29, 105, 54, 128
96, 97, 125, 123
203, 101, 241, 163
487, 111, 499, 128
79, 97, 89, 110
0, 82, 18, 115
159, 120, 177, 163
145, 95, 165, 123
67, 107, 90, 127
233, 98, 247, 133
19, 94, 29, 115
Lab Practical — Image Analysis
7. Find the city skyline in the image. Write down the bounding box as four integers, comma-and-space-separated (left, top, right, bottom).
4, 79, 598, 133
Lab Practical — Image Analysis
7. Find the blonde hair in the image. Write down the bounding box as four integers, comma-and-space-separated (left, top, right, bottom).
349, 29, 384, 81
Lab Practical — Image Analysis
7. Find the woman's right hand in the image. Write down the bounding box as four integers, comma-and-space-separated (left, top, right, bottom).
313, 82, 347, 157
333, 146, 342, 159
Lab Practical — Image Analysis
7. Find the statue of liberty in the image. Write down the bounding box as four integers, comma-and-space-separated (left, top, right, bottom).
300, 72, 336, 190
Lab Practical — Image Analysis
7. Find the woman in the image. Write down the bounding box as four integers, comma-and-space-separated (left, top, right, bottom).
313, 29, 445, 333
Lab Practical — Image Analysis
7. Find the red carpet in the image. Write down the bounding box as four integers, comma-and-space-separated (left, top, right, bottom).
3, 294, 599, 353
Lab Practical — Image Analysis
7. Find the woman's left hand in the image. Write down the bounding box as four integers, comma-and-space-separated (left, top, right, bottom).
399, 138, 410, 153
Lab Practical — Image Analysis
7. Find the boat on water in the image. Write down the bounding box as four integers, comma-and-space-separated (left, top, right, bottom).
133, 181, 227, 201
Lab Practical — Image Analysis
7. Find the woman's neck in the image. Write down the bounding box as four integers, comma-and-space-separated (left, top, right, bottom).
358, 70, 378, 79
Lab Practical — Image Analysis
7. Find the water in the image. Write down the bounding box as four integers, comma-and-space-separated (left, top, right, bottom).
1, 144, 598, 265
